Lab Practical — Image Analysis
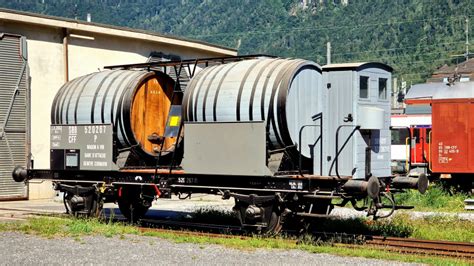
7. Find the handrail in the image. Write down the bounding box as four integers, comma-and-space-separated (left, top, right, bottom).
104, 54, 276, 70
298, 125, 321, 177
328, 125, 360, 178
298, 112, 323, 177
428, 130, 433, 172
405, 137, 410, 173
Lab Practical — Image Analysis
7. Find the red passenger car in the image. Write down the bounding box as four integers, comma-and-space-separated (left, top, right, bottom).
410, 125, 431, 166
390, 115, 431, 172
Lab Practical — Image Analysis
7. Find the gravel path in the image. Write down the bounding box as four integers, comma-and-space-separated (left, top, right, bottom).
330, 207, 474, 221
2, 197, 473, 222
0, 232, 419, 265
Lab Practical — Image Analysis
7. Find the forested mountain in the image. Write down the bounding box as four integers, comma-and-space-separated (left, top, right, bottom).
1, 0, 472, 84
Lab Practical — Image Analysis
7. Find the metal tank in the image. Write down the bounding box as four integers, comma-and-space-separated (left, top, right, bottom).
182, 58, 323, 159
51, 69, 179, 164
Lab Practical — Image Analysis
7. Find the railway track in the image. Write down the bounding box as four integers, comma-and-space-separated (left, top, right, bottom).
1, 207, 473, 260
365, 236, 474, 260
137, 219, 255, 242
139, 218, 245, 235
140, 218, 474, 260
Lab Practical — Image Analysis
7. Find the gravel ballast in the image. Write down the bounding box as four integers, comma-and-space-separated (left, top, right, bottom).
0, 232, 419, 265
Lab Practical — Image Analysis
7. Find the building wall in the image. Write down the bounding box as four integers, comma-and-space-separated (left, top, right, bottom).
0, 20, 233, 199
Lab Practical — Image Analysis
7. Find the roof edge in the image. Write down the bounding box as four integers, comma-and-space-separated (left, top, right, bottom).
322, 62, 393, 72
0, 7, 237, 55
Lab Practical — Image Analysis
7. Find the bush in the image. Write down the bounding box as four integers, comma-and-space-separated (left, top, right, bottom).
395, 184, 467, 212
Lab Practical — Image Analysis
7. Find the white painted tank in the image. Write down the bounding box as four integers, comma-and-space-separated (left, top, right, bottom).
182, 58, 323, 158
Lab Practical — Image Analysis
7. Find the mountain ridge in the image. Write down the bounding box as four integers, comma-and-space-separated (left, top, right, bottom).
1, 0, 472, 84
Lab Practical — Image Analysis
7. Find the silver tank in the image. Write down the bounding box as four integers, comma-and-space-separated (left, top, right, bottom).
182, 58, 323, 158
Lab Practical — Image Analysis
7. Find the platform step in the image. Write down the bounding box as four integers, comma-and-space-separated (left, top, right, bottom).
465, 199, 474, 211
295, 212, 331, 218
302, 195, 339, 200
393, 205, 414, 210
376, 204, 414, 210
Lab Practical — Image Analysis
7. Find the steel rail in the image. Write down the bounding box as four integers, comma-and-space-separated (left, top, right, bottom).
366, 236, 474, 259
139, 219, 247, 236
132, 218, 474, 261
2, 207, 473, 261
130, 219, 474, 261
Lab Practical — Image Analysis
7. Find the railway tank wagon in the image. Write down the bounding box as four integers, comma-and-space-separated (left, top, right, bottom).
12, 55, 427, 234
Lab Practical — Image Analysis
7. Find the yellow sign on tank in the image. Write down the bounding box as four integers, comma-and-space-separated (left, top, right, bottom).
169, 116, 181, 127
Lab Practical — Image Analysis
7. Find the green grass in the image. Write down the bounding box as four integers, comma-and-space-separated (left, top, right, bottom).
188, 207, 239, 225
187, 206, 473, 242
0, 216, 472, 265
306, 216, 414, 238
140, 230, 469, 265
403, 214, 474, 242
0, 217, 139, 238
395, 184, 469, 212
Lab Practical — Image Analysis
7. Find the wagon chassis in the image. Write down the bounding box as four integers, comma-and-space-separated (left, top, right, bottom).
13, 54, 427, 233
13, 165, 425, 233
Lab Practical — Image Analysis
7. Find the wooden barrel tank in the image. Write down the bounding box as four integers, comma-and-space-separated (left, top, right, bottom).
51, 70, 180, 164
182, 58, 322, 159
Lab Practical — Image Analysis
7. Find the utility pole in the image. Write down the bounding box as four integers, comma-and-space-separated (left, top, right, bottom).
450, 17, 472, 62
465, 17, 470, 62
326, 42, 331, 65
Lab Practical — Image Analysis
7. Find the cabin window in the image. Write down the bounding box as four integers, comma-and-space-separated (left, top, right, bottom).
359, 76, 369, 99
379, 78, 387, 99
413, 128, 420, 143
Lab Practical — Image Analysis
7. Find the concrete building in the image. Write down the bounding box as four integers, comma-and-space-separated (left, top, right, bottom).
0, 8, 236, 200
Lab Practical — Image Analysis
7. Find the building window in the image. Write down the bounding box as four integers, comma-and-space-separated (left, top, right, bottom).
378, 78, 387, 99
443, 77, 470, 82
359, 76, 369, 99
391, 128, 409, 145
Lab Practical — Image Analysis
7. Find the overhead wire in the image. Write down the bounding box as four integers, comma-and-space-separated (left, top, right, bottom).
186, 14, 473, 39
290, 44, 466, 65
184, 9, 472, 60
180, 5, 472, 81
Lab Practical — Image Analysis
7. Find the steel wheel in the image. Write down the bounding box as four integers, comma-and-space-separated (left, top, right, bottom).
63, 191, 101, 217
262, 209, 283, 235
117, 199, 149, 222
